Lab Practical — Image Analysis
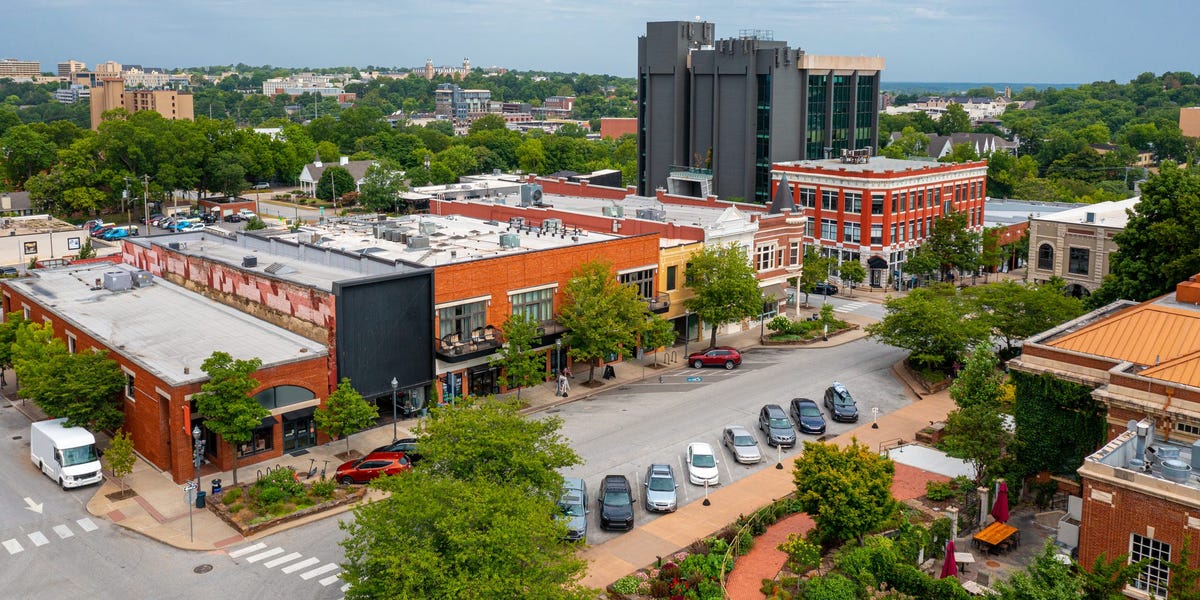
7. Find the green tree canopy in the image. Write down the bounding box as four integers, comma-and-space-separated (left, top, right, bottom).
924, 210, 981, 281
840, 260, 866, 296
944, 346, 1012, 483
936, 103, 972, 135
965, 280, 1084, 356
557, 260, 650, 383
992, 539, 1083, 600
316, 165, 357, 202
314, 378, 379, 454
881, 126, 930, 159
682, 243, 764, 348
866, 284, 990, 371
11, 321, 125, 431
797, 247, 834, 305
792, 440, 896, 544
640, 314, 678, 366
194, 351, 267, 485
105, 429, 136, 492
356, 159, 406, 213
489, 312, 547, 401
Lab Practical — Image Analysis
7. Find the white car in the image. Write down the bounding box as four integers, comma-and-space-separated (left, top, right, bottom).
686, 442, 720, 486
238, 210, 258, 221
180, 223, 206, 232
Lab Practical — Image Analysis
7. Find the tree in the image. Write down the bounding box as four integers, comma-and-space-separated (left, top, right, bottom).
193, 351, 267, 485
314, 378, 379, 455
923, 210, 981, 282
936, 103, 972, 135
0, 311, 27, 372
792, 440, 896, 544
881, 126, 930, 159
356, 159, 406, 213
865, 285, 989, 372
316, 165, 356, 202
992, 539, 1083, 600
557, 260, 650, 383
980, 226, 1006, 280
468, 113, 507, 135
515, 138, 546, 173
939, 142, 981, 163
683, 243, 764, 348
489, 312, 546, 401
105, 429, 136, 493
1168, 535, 1200, 600
1079, 552, 1149, 600
11, 321, 126, 431
949, 345, 1005, 410
944, 348, 1011, 483
798, 247, 834, 305
840, 260, 866, 297
802, 574, 860, 600
1089, 163, 1200, 308
966, 280, 1084, 357
640, 314, 677, 367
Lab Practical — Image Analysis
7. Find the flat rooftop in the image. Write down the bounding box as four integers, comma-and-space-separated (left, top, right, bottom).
775, 156, 986, 174
513, 193, 740, 230
1085, 423, 1200, 500
2, 215, 79, 235
983, 198, 1081, 228
7, 263, 327, 387
1035, 197, 1139, 227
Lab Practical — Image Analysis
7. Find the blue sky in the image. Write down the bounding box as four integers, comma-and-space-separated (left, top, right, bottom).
5, 0, 1198, 83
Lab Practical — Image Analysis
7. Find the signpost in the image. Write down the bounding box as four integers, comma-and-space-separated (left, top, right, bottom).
183, 481, 197, 542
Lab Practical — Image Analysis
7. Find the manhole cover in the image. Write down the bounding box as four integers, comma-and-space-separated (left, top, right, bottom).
194, 564, 213, 574
985, 560, 1001, 568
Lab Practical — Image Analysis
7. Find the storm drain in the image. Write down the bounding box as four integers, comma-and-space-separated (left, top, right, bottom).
193, 564, 213, 574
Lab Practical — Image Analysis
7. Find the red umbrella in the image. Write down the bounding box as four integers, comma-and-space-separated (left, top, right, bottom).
991, 480, 1010, 524
940, 539, 958, 579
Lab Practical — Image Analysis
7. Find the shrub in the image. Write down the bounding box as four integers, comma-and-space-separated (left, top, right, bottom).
222, 487, 244, 504
925, 481, 956, 501
768, 315, 797, 334
612, 575, 640, 595
255, 486, 287, 506
227, 502, 245, 513
309, 479, 337, 499
648, 579, 671, 598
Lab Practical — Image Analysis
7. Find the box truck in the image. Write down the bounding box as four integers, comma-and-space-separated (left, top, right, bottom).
30, 418, 104, 489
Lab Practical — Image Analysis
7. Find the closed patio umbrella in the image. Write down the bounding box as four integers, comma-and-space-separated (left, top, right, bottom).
991, 480, 1010, 524
940, 539, 958, 579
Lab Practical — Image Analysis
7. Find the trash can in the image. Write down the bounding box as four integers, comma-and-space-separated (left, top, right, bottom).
195, 490, 206, 509
211, 479, 222, 495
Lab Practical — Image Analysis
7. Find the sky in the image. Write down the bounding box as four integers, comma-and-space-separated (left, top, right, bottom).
4, 0, 1199, 84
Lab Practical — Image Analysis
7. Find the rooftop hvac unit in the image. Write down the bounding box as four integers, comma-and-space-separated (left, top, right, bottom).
243, 256, 258, 268
499, 233, 520, 248
520, 183, 543, 206
407, 235, 430, 249
131, 270, 154, 287
602, 204, 625, 218
542, 218, 563, 232
419, 221, 438, 235
102, 271, 133, 291
636, 208, 667, 222
168, 242, 182, 250
508, 216, 525, 229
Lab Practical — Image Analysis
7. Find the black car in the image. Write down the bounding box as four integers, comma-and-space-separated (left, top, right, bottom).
789, 398, 827, 435
757, 404, 797, 447
223, 213, 243, 223
823, 382, 859, 422
598, 474, 635, 531
813, 282, 838, 296
371, 437, 422, 463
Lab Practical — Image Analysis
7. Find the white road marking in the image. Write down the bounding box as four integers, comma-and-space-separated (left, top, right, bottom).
263, 552, 303, 568
281, 557, 320, 574
341, 583, 351, 592
301, 563, 339, 580
319, 573, 343, 586
3, 539, 23, 554
53, 524, 74, 539
228, 542, 266, 558
246, 547, 284, 563
27, 531, 49, 547
75, 518, 98, 532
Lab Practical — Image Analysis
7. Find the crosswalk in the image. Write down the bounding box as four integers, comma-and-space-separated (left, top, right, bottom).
833, 301, 869, 314
1, 517, 99, 555
228, 542, 347, 592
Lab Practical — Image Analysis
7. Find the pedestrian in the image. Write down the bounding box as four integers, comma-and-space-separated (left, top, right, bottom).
0, 369, 6, 388
558, 367, 571, 397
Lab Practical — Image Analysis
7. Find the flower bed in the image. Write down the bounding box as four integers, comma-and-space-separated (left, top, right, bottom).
207, 468, 367, 536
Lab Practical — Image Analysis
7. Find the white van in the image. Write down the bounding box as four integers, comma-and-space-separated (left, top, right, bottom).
30, 419, 104, 489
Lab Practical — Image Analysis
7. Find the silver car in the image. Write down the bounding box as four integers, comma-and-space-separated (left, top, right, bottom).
558, 477, 588, 541
722, 425, 763, 464
644, 464, 678, 512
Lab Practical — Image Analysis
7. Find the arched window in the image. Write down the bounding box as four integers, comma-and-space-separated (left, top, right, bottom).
1037, 244, 1054, 271
254, 385, 315, 410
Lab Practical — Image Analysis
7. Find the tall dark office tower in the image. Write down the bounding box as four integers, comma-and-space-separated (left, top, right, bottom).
637, 21, 884, 203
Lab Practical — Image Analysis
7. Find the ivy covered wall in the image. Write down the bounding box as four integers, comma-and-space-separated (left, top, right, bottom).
1012, 371, 1108, 477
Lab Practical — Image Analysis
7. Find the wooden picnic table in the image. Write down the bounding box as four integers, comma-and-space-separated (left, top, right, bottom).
973, 521, 1019, 551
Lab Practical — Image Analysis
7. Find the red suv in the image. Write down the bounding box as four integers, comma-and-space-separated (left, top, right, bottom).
687, 346, 742, 370
335, 451, 411, 484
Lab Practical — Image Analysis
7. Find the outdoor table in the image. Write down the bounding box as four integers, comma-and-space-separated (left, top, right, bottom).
972, 522, 1018, 552
954, 551, 976, 573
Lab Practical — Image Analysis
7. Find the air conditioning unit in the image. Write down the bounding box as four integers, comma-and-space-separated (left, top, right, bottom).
242, 256, 258, 268
419, 221, 438, 235
407, 235, 430, 249
602, 204, 625, 218
131, 270, 154, 287
542, 218, 563, 232
102, 271, 133, 291
520, 184, 543, 206
636, 208, 666, 222
499, 233, 520, 248
508, 216, 525, 229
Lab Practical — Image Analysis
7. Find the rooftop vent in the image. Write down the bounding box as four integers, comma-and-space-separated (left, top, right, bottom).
264, 263, 296, 275
499, 233, 520, 249
1162, 459, 1192, 483
508, 216, 525, 229
542, 218, 563, 232
636, 208, 667, 222
602, 204, 624, 218
407, 235, 430, 249
520, 183, 543, 206
131, 270, 153, 287
242, 256, 258, 268
103, 271, 133, 292
1085, 212, 1095, 223
419, 221, 438, 235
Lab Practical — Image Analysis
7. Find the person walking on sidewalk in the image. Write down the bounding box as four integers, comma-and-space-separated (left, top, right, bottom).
557, 367, 572, 397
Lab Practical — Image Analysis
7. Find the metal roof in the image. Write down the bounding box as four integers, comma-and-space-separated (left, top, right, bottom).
1049, 299, 1200, 386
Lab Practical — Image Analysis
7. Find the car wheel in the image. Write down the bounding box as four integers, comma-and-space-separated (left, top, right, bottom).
60, 477, 67, 490
724, 360, 734, 370
692, 359, 704, 369
339, 476, 355, 485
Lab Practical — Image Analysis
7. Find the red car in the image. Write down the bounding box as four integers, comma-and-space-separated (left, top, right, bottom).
687, 346, 742, 370
335, 451, 411, 484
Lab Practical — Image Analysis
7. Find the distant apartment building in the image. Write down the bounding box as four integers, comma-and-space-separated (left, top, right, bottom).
435, 83, 491, 121
535, 96, 575, 119
54, 84, 90, 104
600, 117, 637, 139
94, 61, 122, 76
89, 78, 195, 129
638, 22, 884, 204
57, 60, 86, 77
1026, 197, 1140, 297
0, 58, 40, 79
262, 74, 344, 97
1180, 107, 1200, 138
774, 153, 988, 289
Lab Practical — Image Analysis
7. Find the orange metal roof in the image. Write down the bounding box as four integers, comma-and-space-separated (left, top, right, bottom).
1049, 303, 1200, 373
1140, 349, 1200, 388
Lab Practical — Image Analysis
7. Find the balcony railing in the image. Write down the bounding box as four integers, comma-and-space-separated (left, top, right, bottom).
435, 325, 503, 363
645, 293, 670, 314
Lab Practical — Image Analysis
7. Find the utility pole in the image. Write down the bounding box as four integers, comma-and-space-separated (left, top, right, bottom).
143, 175, 151, 231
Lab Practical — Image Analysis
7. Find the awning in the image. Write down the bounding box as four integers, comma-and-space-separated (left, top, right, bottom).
868, 256, 888, 269
255, 415, 278, 429
762, 283, 787, 300
282, 406, 316, 422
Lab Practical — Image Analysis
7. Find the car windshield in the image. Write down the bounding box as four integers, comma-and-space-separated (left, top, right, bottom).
835, 396, 854, 407
692, 453, 716, 468
61, 444, 99, 467
769, 418, 791, 429
800, 405, 822, 417
603, 491, 631, 506
648, 476, 674, 492
734, 434, 756, 446
560, 496, 584, 517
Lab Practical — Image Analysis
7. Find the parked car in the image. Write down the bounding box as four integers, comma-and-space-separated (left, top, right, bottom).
179, 223, 206, 233
686, 442, 720, 486
789, 398, 827, 435
0, 266, 19, 278
252, 182, 270, 190
372, 437, 422, 463
598, 474, 635, 531
813, 282, 838, 296
334, 451, 411, 484
558, 477, 588, 541
201, 212, 218, 224
91, 225, 116, 238
101, 226, 139, 241
238, 209, 259, 221
643, 463, 678, 513
140, 212, 163, 224
823, 381, 860, 422
687, 346, 742, 370
88, 221, 114, 234
758, 404, 797, 447
722, 425, 762, 464
223, 213, 244, 223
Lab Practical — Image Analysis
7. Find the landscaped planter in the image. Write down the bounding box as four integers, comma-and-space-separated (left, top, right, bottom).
208, 483, 367, 536
760, 324, 859, 346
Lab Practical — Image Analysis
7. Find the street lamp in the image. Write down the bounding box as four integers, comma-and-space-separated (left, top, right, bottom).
391, 377, 399, 443
192, 425, 205, 491
555, 338, 562, 375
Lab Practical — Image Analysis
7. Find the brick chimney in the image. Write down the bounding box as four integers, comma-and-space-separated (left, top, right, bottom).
1177, 274, 1200, 304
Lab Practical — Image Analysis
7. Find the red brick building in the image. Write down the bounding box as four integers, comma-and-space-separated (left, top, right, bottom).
773, 154, 988, 289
